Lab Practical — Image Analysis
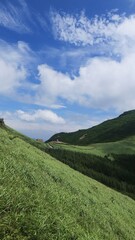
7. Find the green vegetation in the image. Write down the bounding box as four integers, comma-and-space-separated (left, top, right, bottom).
3, 124, 47, 152
46, 147, 135, 199
89, 136, 135, 156
47, 110, 135, 145
1, 126, 135, 239
49, 135, 135, 157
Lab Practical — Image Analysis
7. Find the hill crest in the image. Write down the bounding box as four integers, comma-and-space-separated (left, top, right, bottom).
47, 110, 135, 145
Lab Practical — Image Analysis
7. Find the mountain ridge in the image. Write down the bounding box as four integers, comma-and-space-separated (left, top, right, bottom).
47, 110, 135, 145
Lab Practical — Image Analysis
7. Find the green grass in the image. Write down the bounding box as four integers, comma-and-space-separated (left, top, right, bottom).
47, 138, 135, 199
46, 147, 135, 200
91, 136, 135, 156
3, 124, 47, 151
50, 135, 135, 157
1, 127, 135, 239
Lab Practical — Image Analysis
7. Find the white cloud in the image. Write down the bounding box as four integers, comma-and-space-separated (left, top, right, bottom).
0, 0, 31, 33
0, 109, 107, 140
0, 40, 34, 96
1, 10, 135, 114
36, 51, 135, 112
50, 10, 135, 56
35, 64, 74, 106
16, 109, 65, 124
0, 58, 26, 94
29, 10, 134, 112
0, 0, 50, 34
36, 13, 49, 31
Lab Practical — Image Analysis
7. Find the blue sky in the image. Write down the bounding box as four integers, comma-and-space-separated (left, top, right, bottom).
0, 0, 135, 139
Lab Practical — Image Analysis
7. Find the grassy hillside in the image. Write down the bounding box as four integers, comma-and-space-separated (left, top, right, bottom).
47, 136, 135, 199
47, 110, 135, 145
46, 147, 135, 200
48, 135, 135, 157
1, 123, 47, 152
1, 126, 135, 239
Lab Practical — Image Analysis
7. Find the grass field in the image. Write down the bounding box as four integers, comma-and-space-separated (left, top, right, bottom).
49, 135, 135, 157
1, 126, 135, 239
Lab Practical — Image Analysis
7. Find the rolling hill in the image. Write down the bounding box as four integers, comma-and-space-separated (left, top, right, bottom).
47, 110, 135, 145
1, 123, 135, 239
47, 135, 135, 157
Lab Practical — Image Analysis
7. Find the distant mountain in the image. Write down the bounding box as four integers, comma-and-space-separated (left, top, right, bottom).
47, 110, 135, 145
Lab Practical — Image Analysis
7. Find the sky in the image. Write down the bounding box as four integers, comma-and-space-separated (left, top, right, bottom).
0, 0, 135, 140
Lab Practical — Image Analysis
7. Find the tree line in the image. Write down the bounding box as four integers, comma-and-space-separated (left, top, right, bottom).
46, 148, 135, 199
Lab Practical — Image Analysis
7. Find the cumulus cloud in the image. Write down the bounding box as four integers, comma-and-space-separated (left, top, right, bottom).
0, 40, 36, 97
0, 58, 26, 94
0, 109, 106, 140
36, 51, 135, 112
31, 10, 134, 112
16, 109, 65, 124
1, 10, 135, 113
35, 64, 74, 106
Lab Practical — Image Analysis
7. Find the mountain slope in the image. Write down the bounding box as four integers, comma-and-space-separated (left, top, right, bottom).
48, 135, 135, 157
0, 125, 135, 239
47, 110, 135, 145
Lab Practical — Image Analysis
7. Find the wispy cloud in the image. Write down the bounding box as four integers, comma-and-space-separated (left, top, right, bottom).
36, 13, 50, 31
0, 0, 32, 33
0, 0, 50, 34
129, 0, 135, 5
